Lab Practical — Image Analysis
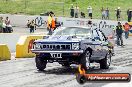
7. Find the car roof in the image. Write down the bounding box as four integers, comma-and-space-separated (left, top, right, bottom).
65, 26, 97, 29
54, 27, 90, 32
54, 26, 99, 33
56, 26, 98, 30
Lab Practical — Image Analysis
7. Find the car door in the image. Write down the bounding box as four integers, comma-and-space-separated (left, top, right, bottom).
91, 29, 102, 58
97, 30, 108, 57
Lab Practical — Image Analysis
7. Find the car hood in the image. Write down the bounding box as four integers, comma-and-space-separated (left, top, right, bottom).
35, 35, 87, 43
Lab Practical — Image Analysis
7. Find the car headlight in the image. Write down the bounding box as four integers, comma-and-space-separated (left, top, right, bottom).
35, 43, 41, 49
72, 43, 79, 50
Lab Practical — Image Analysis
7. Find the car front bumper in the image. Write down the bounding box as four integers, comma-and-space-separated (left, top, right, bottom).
31, 49, 84, 53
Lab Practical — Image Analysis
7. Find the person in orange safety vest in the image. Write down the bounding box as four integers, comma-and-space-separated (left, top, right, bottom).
47, 12, 55, 35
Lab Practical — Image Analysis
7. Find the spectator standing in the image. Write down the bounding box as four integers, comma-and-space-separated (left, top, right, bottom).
101, 7, 106, 20
123, 22, 131, 39
74, 4, 79, 18
115, 22, 124, 46
127, 9, 131, 22
47, 12, 55, 35
70, 4, 74, 18
87, 6, 92, 19
26, 20, 30, 28
105, 7, 109, 20
29, 20, 35, 33
47, 13, 52, 31
55, 18, 61, 30
116, 7, 121, 21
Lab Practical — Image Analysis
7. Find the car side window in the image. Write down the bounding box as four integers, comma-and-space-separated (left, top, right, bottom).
93, 30, 100, 40
97, 30, 105, 41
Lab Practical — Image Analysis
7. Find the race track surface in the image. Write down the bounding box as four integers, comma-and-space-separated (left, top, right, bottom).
0, 37, 132, 87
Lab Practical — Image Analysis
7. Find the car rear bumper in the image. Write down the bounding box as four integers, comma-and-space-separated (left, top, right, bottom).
31, 49, 84, 53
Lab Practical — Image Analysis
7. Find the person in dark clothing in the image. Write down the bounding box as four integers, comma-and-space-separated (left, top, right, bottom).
81, 12, 85, 18
101, 7, 106, 20
105, 8, 109, 20
115, 22, 124, 46
88, 20, 92, 28
70, 4, 74, 18
55, 18, 61, 30
27, 20, 30, 28
127, 9, 131, 22
29, 20, 35, 33
116, 7, 121, 21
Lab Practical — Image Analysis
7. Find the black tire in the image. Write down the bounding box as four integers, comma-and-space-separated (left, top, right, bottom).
100, 52, 111, 69
80, 50, 91, 71
76, 74, 87, 84
35, 57, 47, 71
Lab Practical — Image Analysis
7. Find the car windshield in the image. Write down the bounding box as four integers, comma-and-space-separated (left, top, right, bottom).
100, 28, 114, 37
53, 27, 91, 37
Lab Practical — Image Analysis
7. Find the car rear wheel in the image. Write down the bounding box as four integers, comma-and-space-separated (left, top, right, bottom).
35, 57, 47, 71
80, 50, 91, 71
100, 52, 111, 69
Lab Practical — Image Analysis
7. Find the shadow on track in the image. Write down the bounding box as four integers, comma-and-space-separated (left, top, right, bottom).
35, 66, 115, 75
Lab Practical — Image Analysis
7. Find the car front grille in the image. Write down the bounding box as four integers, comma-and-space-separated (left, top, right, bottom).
42, 44, 71, 50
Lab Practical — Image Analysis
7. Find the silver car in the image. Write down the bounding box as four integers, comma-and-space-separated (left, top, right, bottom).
31, 27, 112, 71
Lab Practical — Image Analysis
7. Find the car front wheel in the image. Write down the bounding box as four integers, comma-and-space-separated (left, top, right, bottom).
80, 50, 91, 71
100, 52, 111, 69
35, 57, 47, 71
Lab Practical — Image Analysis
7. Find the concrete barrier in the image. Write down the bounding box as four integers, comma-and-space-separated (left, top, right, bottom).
16, 35, 44, 58
0, 14, 126, 28
0, 33, 25, 52
0, 44, 11, 61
